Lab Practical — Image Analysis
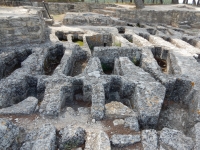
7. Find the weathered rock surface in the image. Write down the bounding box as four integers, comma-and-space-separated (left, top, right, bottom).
190, 122, 200, 150
85, 130, 111, 150
63, 12, 126, 26
105, 101, 137, 119
111, 134, 141, 147
159, 128, 194, 150
0, 7, 46, 47
113, 119, 124, 126
39, 76, 72, 116
0, 119, 25, 150
0, 48, 32, 80
0, 96, 38, 115
124, 117, 140, 131
158, 103, 188, 132
91, 83, 105, 121
21, 124, 56, 150
59, 126, 86, 150
117, 57, 166, 128
141, 129, 158, 150
0, 74, 38, 108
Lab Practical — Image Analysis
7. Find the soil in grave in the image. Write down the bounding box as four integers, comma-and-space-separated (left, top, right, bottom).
0, 114, 39, 123
72, 39, 84, 47
44, 52, 64, 75
4, 62, 21, 78
154, 56, 167, 73
71, 59, 88, 77
65, 88, 92, 111
65, 100, 92, 111
102, 119, 143, 150
101, 63, 114, 75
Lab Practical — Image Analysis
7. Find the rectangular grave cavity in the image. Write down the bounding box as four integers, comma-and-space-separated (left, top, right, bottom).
55, 31, 68, 41
66, 46, 88, 77
64, 79, 91, 111
93, 47, 141, 75
123, 34, 133, 43
116, 26, 125, 34
43, 44, 65, 75
0, 49, 32, 80
151, 47, 172, 74
72, 34, 84, 47
104, 77, 133, 109
86, 34, 113, 54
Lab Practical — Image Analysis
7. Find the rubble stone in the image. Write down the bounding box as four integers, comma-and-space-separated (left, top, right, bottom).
85, 130, 111, 150
110, 134, 141, 147
124, 117, 140, 131
0, 119, 25, 150
105, 101, 137, 119
141, 129, 158, 150
59, 126, 86, 150
159, 128, 194, 150
21, 124, 56, 150
190, 123, 200, 150
0, 96, 38, 115
113, 119, 124, 126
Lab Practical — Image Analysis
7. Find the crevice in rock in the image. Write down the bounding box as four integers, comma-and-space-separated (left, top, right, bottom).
64, 80, 91, 111
55, 31, 68, 41
72, 34, 84, 47
146, 28, 157, 35
127, 23, 134, 27
43, 44, 65, 75
104, 77, 132, 109
151, 47, 171, 74
0, 49, 32, 80
101, 61, 114, 75
65, 46, 88, 77
86, 34, 113, 54
193, 53, 200, 63
71, 59, 88, 77
116, 27, 125, 34
157, 78, 194, 133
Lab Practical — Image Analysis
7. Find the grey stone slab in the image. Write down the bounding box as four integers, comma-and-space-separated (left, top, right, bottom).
111, 134, 141, 147
85, 130, 111, 150
159, 128, 194, 150
59, 126, 86, 150
21, 124, 56, 150
0, 96, 38, 115
141, 129, 158, 150
0, 119, 24, 150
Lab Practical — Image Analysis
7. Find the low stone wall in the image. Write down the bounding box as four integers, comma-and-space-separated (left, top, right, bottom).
115, 9, 200, 26
32, 2, 200, 26
34, 2, 116, 15
0, 7, 46, 47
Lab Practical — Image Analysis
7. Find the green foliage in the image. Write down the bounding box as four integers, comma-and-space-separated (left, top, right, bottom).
73, 40, 84, 46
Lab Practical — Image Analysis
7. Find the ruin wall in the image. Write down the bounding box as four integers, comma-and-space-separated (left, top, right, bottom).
0, 7, 46, 47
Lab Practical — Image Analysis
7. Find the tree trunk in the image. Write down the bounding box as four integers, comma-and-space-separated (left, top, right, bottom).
130, 0, 133, 3
160, 0, 163, 4
172, 0, 179, 4
134, 0, 145, 9
198, 0, 200, 5
193, 0, 196, 5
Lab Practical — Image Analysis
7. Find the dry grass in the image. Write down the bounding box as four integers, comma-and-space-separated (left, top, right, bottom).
51, 14, 65, 22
